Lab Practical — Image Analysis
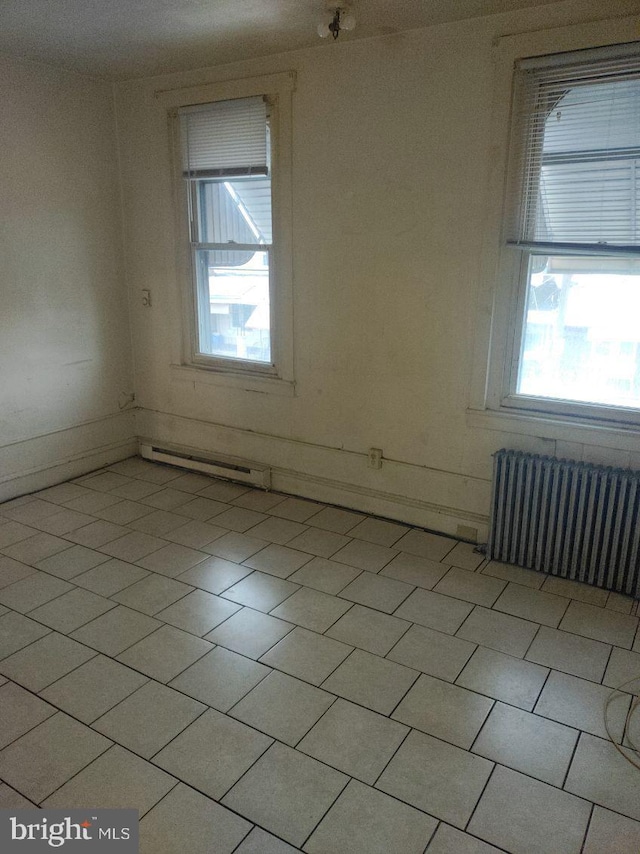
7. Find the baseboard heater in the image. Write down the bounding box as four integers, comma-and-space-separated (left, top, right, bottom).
487, 449, 640, 598
139, 442, 271, 489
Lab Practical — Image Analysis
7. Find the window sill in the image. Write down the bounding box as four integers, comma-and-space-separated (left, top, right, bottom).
170, 364, 296, 396
466, 405, 640, 453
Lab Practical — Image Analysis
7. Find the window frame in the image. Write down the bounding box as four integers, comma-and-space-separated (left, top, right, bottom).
470, 16, 640, 434
164, 72, 296, 389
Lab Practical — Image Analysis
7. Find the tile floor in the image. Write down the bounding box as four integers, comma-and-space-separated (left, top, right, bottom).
1, 457, 640, 853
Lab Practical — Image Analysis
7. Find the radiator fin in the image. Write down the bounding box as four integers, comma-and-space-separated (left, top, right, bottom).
487, 449, 640, 598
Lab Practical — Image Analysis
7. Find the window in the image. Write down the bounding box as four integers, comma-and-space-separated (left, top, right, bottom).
179, 96, 274, 368
168, 73, 295, 387
503, 43, 640, 419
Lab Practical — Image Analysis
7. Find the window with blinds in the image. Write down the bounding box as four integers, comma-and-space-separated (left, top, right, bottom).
504, 43, 640, 415
178, 96, 273, 366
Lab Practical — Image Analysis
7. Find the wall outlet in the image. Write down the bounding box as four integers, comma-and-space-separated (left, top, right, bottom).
368, 447, 383, 469
141, 289, 152, 307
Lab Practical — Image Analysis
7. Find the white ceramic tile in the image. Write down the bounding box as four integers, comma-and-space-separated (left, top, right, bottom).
456, 646, 548, 710
339, 571, 413, 614
0, 632, 96, 691
298, 698, 408, 783
233, 490, 288, 513
473, 701, 578, 786
583, 806, 640, 854
205, 607, 293, 658
140, 783, 251, 854
63, 491, 123, 515
540, 575, 609, 606
468, 765, 591, 854
73, 558, 150, 596
153, 708, 272, 798
565, 732, 640, 821
174, 496, 230, 521
99, 531, 165, 562
202, 531, 267, 561
93, 681, 205, 758
380, 551, 450, 588
0, 784, 37, 809
64, 520, 129, 548
247, 517, 309, 545
136, 543, 208, 576
40, 655, 148, 723
156, 589, 240, 635
141, 488, 196, 511
287, 556, 361, 594
393, 529, 455, 561
28, 587, 115, 633
0, 712, 111, 802
111, 570, 193, 613
234, 828, 299, 854
0, 521, 37, 550
71, 606, 162, 656
434, 567, 506, 607
331, 539, 397, 572
35, 545, 110, 579
393, 674, 492, 748
0, 570, 73, 613
536, 670, 632, 741
376, 728, 493, 828
244, 544, 313, 578
306, 506, 365, 534
0, 681, 56, 749
163, 520, 228, 549
526, 625, 611, 682
326, 604, 410, 656
603, 647, 640, 694
31, 508, 95, 536
270, 586, 352, 633
198, 480, 251, 503
445, 542, 485, 571
387, 623, 476, 681
394, 587, 473, 634
322, 648, 418, 714
128, 509, 190, 536
177, 555, 252, 593
2, 533, 71, 566
286, 528, 351, 559
348, 518, 409, 548
260, 627, 353, 686
222, 571, 299, 611
493, 582, 570, 627
268, 497, 324, 523
559, 599, 638, 648
94, 500, 156, 525
0, 555, 36, 588
222, 742, 348, 847
305, 779, 437, 854
482, 559, 545, 589
0, 611, 51, 660
43, 745, 175, 816
231, 670, 335, 746
117, 625, 213, 682
457, 606, 540, 657
170, 646, 271, 711
426, 824, 504, 854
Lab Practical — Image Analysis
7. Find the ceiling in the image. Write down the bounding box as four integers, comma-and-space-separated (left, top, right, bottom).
0, 0, 568, 80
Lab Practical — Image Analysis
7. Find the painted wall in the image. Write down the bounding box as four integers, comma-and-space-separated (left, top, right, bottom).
115, 1, 640, 540
0, 57, 135, 498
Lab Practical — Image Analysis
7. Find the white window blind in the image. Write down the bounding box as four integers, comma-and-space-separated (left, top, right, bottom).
179, 96, 268, 177
507, 44, 640, 255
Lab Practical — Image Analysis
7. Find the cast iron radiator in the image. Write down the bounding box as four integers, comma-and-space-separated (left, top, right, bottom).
487, 449, 640, 597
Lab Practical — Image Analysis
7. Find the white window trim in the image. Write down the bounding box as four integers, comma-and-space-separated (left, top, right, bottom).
469, 15, 640, 438
161, 72, 296, 391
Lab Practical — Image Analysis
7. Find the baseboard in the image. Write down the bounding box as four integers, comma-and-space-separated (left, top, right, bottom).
136, 408, 490, 542
0, 411, 137, 502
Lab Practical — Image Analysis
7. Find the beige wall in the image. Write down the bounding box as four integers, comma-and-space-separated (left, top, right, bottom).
115, 1, 640, 539
0, 57, 135, 498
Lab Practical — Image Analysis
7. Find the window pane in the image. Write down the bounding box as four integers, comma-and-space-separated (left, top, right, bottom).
195, 249, 271, 363
517, 256, 640, 409
197, 178, 272, 246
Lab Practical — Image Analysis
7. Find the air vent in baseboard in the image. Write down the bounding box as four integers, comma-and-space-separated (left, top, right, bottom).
139, 442, 271, 489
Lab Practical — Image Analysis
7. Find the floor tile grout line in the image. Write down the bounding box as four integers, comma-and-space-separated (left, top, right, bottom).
560, 725, 584, 791
466, 698, 497, 755
579, 802, 596, 854
462, 760, 497, 835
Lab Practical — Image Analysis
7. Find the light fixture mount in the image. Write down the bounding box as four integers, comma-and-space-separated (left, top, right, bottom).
317, 6, 356, 40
